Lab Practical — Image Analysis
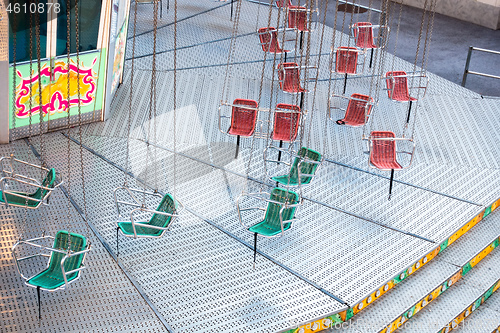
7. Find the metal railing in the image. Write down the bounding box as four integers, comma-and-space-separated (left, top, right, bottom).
462, 46, 500, 87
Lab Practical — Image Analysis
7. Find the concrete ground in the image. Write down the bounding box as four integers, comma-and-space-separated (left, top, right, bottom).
324, 0, 500, 97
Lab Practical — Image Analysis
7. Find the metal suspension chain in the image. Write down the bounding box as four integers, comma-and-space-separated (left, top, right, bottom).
65, 0, 73, 239
11, 7, 17, 151
411, 0, 435, 140
403, 0, 428, 138
221, 0, 244, 105
391, 0, 403, 71
173, 0, 178, 200
74, 0, 91, 241
143, 0, 160, 203
19, 6, 35, 242
124, 2, 139, 186
305, 0, 329, 149
324, 0, 340, 148
365, 0, 390, 138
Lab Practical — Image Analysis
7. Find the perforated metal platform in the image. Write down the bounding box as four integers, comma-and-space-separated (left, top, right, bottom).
2, 0, 500, 332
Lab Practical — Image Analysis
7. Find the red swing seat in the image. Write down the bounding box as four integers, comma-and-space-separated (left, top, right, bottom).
335, 47, 361, 75
337, 93, 374, 127
227, 99, 259, 137
272, 104, 301, 142
258, 27, 288, 53
288, 6, 308, 31
385, 71, 417, 102
278, 62, 307, 93
369, 131, 403, 170
352, 22, 378, 49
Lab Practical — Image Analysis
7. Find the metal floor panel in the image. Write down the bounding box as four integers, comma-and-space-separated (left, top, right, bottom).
0, 143, 168, 333
327, 201, 500, 333
452, 292, 500, 333
25, 132, 347, 333
397, 246, 500, 333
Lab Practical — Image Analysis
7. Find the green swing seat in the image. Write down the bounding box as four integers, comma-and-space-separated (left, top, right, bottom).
248, 188, 299, 237
271, 147, 322, 186
117, 193, 177, 237
0, 168, 56, 208
27, 231, 87, 291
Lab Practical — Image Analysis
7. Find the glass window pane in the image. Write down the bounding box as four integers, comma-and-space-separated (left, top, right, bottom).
56, 0, 102, 56
9, 1, 48, 63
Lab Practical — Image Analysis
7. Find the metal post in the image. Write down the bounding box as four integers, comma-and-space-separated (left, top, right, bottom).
116, 226, 120, 259
369, 48, 374, 68
235, 135, 240, 159
37, 286, 41, 320
388, 169, 394, 200
253, 233, 258, 268
343, 73, 348, 94
231, 0, 234, 20
299, 31, 304, 50
278, 140, 283, 161
461, 46, 473, 87
406, 100, 412, 124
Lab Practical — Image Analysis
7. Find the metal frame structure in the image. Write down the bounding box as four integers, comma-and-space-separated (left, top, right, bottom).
328, 93, 375, 126
384, 71, 430, 102
366, 135, 416, 171
277, 62, 318, 94
236, 190, 301, 239
257, 27, 296, 54
114, 186, 184, 239
263, 145, 323, 198
12, 234, 91, 292
0, 156, 62, 209
461, 46, 500, 88
350, 22, 389, 50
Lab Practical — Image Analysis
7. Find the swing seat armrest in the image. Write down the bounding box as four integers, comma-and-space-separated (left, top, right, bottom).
60, 247, 91, 287
236, 192, 268, 229
265, 159, 292, 166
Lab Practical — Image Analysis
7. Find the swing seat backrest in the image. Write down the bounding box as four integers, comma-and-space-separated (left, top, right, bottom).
148, 193, 177, 231
353, 22, 377, 49
0, 168, 56, 207
370, 131, 403, 170
278, 63, 306, 93
227, 99, 258, 137
272, 104, 301, 142
335, 47, 360, 74
273, 147, 321, 186
258, 27, 286, 53
27, 231, 87, 290
340, 93, 373, 127
385, 71, 416, 102
276, 0, 291, 8
288, 6, 308, 31
32, 168, 57, 200
248, 188, 299, 237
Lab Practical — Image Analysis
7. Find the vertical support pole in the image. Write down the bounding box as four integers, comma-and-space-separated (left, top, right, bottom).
161, 0, 164, 18
284, 52, 287, 63
299, 31, 304, 50
278, 140, 283, 161
369, 48, 374, 68
343, 73, 348, 95
235, 135, 240, 159
116, 226, 120, 259
231, 0, 234, 20
461, 46, 473, 87
37, 286, 41, 320
299, 91, 304, 110
406, 100, 413, 124
388, 169, 395, 200
253, 232, 258, 269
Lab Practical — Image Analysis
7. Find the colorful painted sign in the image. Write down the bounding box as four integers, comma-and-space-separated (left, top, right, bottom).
9, 50, 106, 129
110, 20, 128, 95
